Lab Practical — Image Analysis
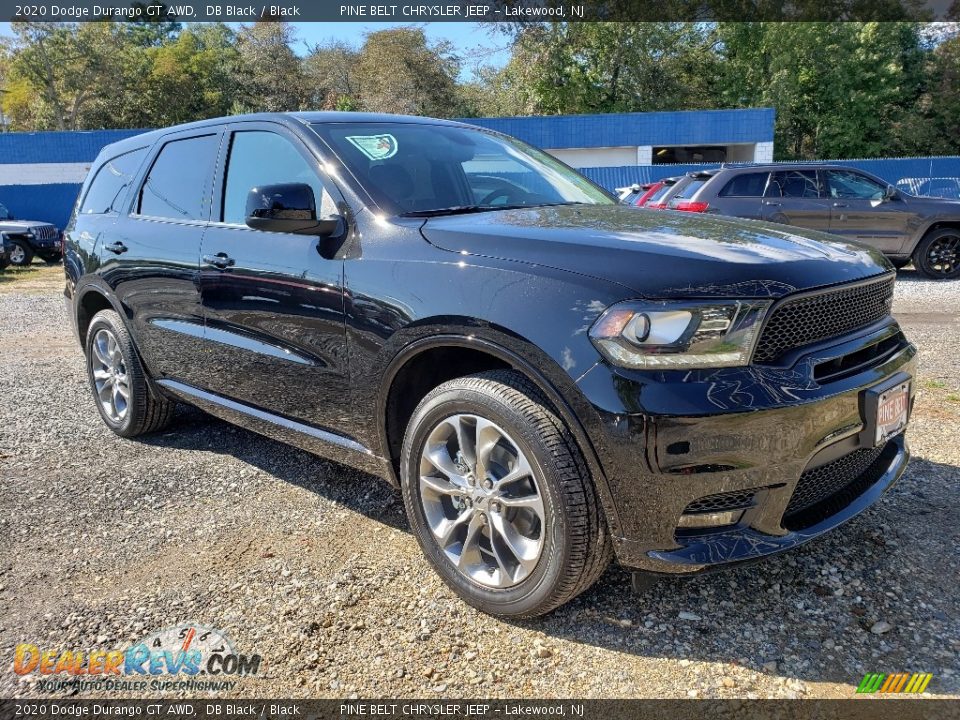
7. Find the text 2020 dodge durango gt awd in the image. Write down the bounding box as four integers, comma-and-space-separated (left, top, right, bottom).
64, 113, 915, 617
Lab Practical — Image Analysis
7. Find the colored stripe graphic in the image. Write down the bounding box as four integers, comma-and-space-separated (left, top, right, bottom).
857, 672, 932, 693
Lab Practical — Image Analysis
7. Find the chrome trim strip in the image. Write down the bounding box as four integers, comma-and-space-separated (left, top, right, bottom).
150, 319, 316, 366
157, 379, 375, 456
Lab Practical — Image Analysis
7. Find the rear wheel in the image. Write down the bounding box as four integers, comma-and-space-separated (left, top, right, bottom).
400, 370, 611, 617
912, 228, 960, 279
85, 309, 175, 437
8, 241, 33, 266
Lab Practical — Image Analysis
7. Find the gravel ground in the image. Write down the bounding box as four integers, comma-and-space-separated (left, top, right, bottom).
0, 264, 958, 700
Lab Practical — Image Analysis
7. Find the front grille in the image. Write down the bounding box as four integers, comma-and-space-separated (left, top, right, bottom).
33, 225, 57, 240
684, 488, 756, 515
785, 445, 885, 518
753, 276, 894, 364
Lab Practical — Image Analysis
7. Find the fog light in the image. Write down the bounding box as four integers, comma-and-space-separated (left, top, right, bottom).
677, 509, 744, 529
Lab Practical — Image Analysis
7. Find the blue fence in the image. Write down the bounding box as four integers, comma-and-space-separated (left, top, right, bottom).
1, 125, 958, 229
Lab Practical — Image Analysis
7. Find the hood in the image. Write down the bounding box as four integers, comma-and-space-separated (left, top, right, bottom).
0, 220, 52, 232
420, 205, 891, 299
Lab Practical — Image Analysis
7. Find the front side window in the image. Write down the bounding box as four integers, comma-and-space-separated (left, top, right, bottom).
311, 122, 612, 215
768, 170, 822, 198
80, 148, 147, 215
222, 131, 336, 226
825, 170, 886, 200
138, 135, 219, 221
719, 172, 770, 197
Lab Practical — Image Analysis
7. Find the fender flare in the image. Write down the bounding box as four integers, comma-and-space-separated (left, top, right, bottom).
376, 333, 623, 540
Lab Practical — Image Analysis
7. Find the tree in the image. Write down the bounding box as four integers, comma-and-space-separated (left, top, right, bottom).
303, 40, 360, 110
354, 27, 463, 116
234, 22, 305, 113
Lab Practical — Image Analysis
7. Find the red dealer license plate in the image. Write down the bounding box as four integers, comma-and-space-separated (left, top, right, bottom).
874, 382, 910, 446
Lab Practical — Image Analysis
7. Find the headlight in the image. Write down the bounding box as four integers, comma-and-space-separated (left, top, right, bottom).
589, 300, 771, 369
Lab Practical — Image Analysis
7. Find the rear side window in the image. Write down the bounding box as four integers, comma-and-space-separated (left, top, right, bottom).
80, 148, 147, 215
645, 183, 674, 204
138, 135, 220, 221
768, 170, 822, 198
719, 172, 770, 197
672, 177, 710, 200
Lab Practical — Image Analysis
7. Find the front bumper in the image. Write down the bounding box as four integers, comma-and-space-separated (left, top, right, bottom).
575, 319, 917, 573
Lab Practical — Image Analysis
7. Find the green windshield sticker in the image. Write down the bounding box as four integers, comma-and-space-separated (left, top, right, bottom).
345, 134, 398, 161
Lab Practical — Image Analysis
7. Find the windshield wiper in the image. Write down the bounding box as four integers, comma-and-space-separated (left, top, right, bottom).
401, 205, 489, 217
402, 201, 594, 218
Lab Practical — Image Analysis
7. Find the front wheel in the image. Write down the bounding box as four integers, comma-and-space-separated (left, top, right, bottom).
400, 370, 611, 618
8, 240, 33, 266
912, 229, 960, 279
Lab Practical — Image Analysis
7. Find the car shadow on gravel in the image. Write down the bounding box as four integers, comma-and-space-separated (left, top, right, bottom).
137, 405, 410, 532
137, 407, 958, 690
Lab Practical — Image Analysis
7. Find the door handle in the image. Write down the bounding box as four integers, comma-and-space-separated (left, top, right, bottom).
202, 252, 235, 269
832, 202, 849, 208
104, 242, 127, 255
763, 201, 781, 206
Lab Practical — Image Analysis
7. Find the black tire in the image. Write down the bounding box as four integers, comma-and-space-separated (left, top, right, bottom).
889, 258, 910, 270
400, 370, 611, 618
912, 228, 960, 279
8, 240, 34, 266
85, 309, 175, 437
0, 257, 9, 270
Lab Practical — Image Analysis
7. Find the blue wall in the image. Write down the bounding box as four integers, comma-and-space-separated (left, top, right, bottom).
462, 108, 776, 148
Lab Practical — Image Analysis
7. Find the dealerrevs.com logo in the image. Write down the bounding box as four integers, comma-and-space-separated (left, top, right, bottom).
13, 623, 261, 693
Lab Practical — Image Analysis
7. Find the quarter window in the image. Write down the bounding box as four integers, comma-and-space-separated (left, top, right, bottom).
719, 172, 770, 197
138, 135, 219, 221
80, 148, 147, 215
222, 131, 335, 226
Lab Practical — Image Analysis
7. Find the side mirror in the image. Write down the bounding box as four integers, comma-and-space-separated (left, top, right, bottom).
884, 184, 900, 202
245, 183, 342, 236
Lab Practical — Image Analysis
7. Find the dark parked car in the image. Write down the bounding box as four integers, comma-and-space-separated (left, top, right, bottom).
65, 113, 915, 617
0, 202, 62, 266
670, 164, 960, 279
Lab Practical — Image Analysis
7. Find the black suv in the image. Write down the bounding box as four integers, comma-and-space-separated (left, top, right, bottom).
672, 164, 960, 279
0, 202, 62, 265
65, 113, 916, 617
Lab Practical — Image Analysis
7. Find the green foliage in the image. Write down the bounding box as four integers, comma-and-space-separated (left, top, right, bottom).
0, 19, 957, 161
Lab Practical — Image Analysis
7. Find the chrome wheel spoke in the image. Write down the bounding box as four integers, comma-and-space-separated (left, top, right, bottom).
93, 336, 111, 366
498, 492, 544, 520
98, 377, 114, 403
420, 473, 466, 497
92, 368, 112, 382
435, 508, 474, 548
495, 453, 533, 488
474, 417, 504, 482
490, 512, 539, 574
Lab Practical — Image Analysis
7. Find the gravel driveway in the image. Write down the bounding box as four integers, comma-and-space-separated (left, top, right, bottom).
1, 265, 957, 700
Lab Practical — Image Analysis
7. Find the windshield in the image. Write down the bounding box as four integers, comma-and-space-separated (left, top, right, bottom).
0, 203, 11, 220
311, 122, 614, 216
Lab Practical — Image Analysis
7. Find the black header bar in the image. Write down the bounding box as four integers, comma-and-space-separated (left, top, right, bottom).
2, 0, 955, 23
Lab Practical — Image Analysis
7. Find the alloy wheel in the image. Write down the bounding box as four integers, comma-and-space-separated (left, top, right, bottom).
418, 414, 545, 588
91, 328, 131, 423
9, 244, 25, 264
926, 234, 960, 276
